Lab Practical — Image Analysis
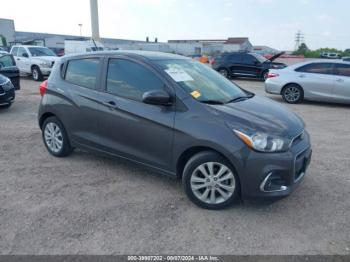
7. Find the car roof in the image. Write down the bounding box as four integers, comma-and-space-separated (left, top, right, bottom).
62, 50, 189, 61
287, 59, 350, 69
11, 45, 49, 48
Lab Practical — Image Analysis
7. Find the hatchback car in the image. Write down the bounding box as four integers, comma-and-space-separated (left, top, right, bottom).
265, 60, 350, 104
38, 51, 312, 209
212, 52, 286, 80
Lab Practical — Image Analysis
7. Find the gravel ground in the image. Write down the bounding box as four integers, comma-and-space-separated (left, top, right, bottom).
0, 77, 349, 255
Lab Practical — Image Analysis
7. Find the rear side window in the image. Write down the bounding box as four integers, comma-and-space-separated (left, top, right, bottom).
295, 63, 333, 75
106, 59, 164, 101
0, 55, 15, 67
334, 63, 350, 77
65, 58, 100, 89
11, 47, 18, 56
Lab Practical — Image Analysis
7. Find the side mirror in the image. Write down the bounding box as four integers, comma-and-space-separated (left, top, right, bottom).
142, 90, 172, 106
254, 60, 260, 65
23, 53, 29, 58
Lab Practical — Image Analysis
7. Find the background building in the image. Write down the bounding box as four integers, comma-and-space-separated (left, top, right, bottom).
0, 18, 16, 47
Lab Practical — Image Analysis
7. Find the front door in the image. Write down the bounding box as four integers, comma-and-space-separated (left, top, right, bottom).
333, 63, 350, 103
96, 57, 175, 171
16, 47, 31, 73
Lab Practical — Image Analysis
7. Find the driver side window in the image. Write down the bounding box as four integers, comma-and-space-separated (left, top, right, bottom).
106, 59, 165, 102
18, 47, 29, 58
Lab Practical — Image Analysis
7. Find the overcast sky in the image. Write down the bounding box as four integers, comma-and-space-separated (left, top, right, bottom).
1, 0, 349, 50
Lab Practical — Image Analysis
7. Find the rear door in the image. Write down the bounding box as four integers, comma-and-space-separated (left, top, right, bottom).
294, 62, 335, 101
95, 56, 175, 171
226, 53, 242, 76
60, 57, 104, 148
16, 47, 31, 73
333, 63, 350, 103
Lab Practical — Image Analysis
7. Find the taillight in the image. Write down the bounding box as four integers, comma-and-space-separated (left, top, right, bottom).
267, 72, 279, 78
39, 80, 48, 97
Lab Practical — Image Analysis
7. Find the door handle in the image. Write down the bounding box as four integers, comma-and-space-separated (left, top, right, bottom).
336, 78, 344, 83
17, 58, 20, 61
299, 74, 305, 78
102, 100, 118, 108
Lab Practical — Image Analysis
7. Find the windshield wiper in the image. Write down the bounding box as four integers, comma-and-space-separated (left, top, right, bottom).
226, 94, 254, 104
200, 100, 225, 105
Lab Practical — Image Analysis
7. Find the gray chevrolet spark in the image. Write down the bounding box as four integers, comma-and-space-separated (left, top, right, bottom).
38, 51, 312, 209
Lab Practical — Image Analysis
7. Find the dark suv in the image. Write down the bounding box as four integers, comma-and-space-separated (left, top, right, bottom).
212, 52, 287, 80
38, 51, 311, 209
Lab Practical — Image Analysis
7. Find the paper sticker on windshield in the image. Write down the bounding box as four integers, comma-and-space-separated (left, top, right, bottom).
191, 90, 201, 98
165, 68, 194, 82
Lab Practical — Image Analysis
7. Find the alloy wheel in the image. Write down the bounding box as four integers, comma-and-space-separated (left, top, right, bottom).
190, 162, 235, 204
284, 86, 301, 103
44, 122, 63, 153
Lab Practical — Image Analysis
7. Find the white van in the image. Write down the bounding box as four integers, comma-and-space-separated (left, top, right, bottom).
64, 40, 104, 55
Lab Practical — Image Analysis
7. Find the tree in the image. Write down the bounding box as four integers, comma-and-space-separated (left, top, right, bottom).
294, 43, 309, 55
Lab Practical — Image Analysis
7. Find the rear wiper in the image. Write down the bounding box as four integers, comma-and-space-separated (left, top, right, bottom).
226, 94, 254, 104
200, 100, 225, 105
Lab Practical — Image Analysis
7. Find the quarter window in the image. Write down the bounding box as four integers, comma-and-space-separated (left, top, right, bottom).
106, 59, 164, 101
65, 58, 100, 89
334, 64, 350, 77
295, 63, 333, 75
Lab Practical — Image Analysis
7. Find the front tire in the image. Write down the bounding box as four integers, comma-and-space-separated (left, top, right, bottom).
182, 151, 240, 209
282, 84, 304, 104
32, 66, 43, 81
42, 116, 73, 157
262, 70, 269, 81
218, 68, 230, 79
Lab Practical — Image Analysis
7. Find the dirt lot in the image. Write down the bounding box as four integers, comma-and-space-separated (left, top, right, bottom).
0, 77, 349, 255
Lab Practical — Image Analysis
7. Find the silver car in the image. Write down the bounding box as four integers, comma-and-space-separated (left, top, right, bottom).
265, 60, 350, 104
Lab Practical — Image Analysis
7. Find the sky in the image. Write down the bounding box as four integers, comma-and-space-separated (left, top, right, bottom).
1, 0, 349, 51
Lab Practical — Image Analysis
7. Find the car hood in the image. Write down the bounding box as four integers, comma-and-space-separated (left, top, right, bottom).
0, 74, 10, 85
267, 51, 285, 62
208, 96, 304, 138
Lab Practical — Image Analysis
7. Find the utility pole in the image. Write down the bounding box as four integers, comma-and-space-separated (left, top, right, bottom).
295, 30, 304, 50
78, 24, 83, 37
90, 0, 101, 41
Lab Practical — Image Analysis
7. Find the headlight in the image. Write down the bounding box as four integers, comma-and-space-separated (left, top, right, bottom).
234, 130, 290, 152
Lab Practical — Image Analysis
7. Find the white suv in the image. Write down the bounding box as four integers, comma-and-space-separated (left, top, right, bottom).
10, 45, 58, 81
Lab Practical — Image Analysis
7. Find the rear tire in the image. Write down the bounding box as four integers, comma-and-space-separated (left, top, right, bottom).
182, 151, 240, 209
282, 84, 304, 104
32, 66, 43, 81
42, 116, 73, 157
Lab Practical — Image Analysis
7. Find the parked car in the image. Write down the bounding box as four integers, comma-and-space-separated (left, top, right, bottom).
343, 57, 350, 62
0, 53, 20, 90
10, 45, 58, 81
212, 51, 287, 80
320, 52, 341, 59
38, 51, 311, 209
0, 74, 15, 108
265, 60, 350, 104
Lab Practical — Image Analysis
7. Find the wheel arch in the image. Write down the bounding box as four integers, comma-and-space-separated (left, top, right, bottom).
39, 112, 56, 129
281, 82, 304, 95
176, 146, 239, 180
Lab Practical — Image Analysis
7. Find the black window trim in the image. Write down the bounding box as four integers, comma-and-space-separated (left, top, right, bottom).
101, 55, 175, 103
295, 62, 335, 76
63, 56, 103, 90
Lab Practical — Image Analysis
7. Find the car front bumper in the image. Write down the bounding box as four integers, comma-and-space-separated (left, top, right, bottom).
234, 131, 312, 199
0, 88, 15, 105
40, 67, 52, 76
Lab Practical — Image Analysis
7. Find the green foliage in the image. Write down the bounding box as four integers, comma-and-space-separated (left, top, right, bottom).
293, 43, 350, 58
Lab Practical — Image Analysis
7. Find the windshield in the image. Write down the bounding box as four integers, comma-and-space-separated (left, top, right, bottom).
156, 59, 249, 104
252, 53, 268, 63
28, 47, 56, 57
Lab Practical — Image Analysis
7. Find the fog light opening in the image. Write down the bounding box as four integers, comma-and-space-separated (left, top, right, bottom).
260, 172, 288, 192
